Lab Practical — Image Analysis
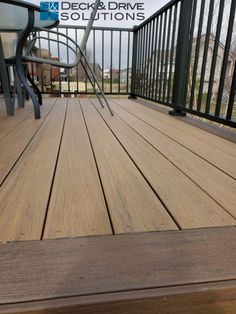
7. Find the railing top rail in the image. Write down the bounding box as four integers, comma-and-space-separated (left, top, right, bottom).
57, 25, 133, 32
135, 0, 181, 31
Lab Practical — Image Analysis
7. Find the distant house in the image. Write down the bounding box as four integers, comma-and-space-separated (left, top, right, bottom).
35, 50, 74, 85
103, 69, 110, 79
60, 68, 72, 82
71, 63, 102, 82
190, 33, 235, 95
145, 33, 235, 96
103, 68, 131, 85
120, 68, 132, 84
51, 57, 60, 81
35, 49, 52, 86
103, 69, 120, 81
112, 70, 120, 81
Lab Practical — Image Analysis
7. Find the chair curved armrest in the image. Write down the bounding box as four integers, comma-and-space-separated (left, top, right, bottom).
24, 28, 84, 69
39, 27, 85, 63
0, 0, 40, 11
26, 35, 78, 59
23, 0, 100, 65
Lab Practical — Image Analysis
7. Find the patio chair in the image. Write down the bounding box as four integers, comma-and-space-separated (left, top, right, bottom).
23, 0, 113, 116
0, 33, 31, 114
0, 0, 59, 117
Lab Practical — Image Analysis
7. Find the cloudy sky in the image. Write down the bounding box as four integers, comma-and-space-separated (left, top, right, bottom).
30, 0, 170, 68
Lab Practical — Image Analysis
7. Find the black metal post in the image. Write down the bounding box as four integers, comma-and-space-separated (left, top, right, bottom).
226, 63, 236, 121
0, 36, 14, 116
129, 26, 138, 99
169, 0, 194, 116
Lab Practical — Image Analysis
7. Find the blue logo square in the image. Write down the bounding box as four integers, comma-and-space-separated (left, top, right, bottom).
40, 2, 59, 21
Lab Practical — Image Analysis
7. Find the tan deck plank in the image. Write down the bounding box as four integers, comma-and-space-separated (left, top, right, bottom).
137, 99, 236, 154
80, 98, 178, 234
0, 102, 32, 141
115, 99, 236, 178
0, 97, 10, 116
110, 102, 236, 219
0, 99, 67, 242
0, 98, 55, 185
128, 99, 236, 156
91, 98, 236, 229
43, 99, 113, 239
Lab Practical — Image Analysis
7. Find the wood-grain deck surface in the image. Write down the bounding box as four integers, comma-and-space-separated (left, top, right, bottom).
0, 227, 236, 312
0, 97, 236, 241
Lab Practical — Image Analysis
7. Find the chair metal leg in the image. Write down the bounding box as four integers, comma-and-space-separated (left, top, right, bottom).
27, 70, 42, 105
16, 60, 40, 118
15, 9, 41, 119
25, 89, 30, 101
80, 53, 114, 116
14, 68, 25, 108
80, 61, 104, 109
12, 73, 16, 108
0, 36, 14, 116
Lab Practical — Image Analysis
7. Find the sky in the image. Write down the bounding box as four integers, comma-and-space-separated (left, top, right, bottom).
29, 0, 171, 69
31, 0, 170, 27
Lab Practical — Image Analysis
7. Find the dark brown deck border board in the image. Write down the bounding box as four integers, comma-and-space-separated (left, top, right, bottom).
1, 280, 236, 314
0, 227, 236, 313
134, 98, 236, 143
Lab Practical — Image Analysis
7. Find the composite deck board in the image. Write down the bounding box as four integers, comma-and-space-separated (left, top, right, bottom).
0, 103, 32, 141
0, 98, 55, 185
0, 99, 66, 242
0, 97, 236, 312
109, 102, 236, 219
0, 227, 236, 305
136, 99, 236, 156
2, 282, 236, 314
0, 97, 235, 242
129, 99, 236, 156
2, 283, 236, 314
114, 99, 236, 178
90, 98, 236, 229
80, 98, 178, 234
43, 99, 113, 239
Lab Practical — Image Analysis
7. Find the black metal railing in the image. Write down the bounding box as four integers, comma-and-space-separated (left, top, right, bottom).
29, 25, 133, 96
131, 0, 181, 104
131, 0, 236, 127
25, 0, 236, 127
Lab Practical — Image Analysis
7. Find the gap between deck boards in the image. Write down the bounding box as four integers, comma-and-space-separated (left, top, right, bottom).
0, 97, 235, 242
